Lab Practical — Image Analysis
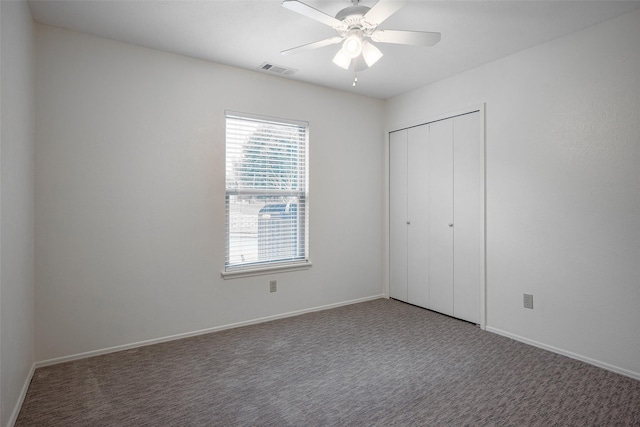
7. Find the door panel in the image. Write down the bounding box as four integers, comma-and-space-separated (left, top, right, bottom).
428, 120, 454, 316
389, 130, 408, 302
407, 125, 429, 308
453, 112, 482, 323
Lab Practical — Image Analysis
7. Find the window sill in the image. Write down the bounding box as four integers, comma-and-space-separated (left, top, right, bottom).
221, 261, 313, 280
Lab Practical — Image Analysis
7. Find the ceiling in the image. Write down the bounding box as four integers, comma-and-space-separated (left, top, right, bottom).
28, 0, 640, 99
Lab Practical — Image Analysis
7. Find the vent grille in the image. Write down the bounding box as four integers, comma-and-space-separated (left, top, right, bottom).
258, 63, 297, 76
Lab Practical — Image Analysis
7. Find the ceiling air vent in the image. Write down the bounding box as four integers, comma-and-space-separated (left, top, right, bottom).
258, 62, 297, 76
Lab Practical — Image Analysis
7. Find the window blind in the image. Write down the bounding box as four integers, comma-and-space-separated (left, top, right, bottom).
225, 112, 308, 271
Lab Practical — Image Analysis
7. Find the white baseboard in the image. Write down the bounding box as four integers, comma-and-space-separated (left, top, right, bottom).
35, 294, 385, 369
7, 363, 35, 427
486, 326, 640, 381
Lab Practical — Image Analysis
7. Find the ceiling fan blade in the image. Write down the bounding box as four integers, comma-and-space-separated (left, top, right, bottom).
371, 30, 441, 47
363, 0, 406, 26
281, 37, 344, 55
282, 0, 343, 28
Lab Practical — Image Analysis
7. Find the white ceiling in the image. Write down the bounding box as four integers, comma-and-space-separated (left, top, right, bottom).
28, 0, 640, 99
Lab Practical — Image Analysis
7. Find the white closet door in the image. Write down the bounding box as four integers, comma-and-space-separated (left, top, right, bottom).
428, 120, 454, 316
453, 112, 482, 323
389, 130, 408, 302
407, 125, 429, 308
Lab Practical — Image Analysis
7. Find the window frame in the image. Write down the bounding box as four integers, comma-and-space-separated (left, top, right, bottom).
221, 111, 311, 279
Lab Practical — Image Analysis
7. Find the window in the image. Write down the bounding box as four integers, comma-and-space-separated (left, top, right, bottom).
224, 112, 309, 277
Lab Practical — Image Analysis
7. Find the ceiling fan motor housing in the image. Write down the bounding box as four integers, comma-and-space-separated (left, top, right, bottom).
335, 5, 371, 21
335, 5, 376, 35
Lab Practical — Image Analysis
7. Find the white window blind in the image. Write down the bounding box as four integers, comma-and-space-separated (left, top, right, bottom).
225, 112, 309, 272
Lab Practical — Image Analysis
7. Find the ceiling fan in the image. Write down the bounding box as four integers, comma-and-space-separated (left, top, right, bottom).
281, 0, 441, 74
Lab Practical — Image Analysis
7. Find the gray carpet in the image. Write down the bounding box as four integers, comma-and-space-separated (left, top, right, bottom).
16, 298, 640, 426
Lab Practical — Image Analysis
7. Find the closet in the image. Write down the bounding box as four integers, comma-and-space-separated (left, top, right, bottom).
389, 111, 484, 324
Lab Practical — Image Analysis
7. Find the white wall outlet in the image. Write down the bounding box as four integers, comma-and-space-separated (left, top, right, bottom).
270, 280, 277, 293
523, 293, 534, 309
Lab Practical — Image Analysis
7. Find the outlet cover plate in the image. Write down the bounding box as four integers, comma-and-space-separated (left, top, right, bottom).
523, 293, 534, 309
270, 280, 277, 293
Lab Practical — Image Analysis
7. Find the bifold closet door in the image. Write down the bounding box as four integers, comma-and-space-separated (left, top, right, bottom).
428, 119, 454, 317
406, 125, 429, 308
390, 111, 482, 324
453, 113, 482, 323
389, 126, 429, 307
389, 130, 408, 302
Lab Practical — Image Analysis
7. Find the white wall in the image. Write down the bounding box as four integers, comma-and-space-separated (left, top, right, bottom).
386, 9, 640, 378
35, 25, 385, 362
0, 1, 36, 425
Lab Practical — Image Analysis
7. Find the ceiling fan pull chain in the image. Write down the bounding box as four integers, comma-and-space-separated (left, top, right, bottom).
353, 71, 358, 87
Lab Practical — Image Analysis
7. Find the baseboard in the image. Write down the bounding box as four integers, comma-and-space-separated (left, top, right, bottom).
486, 326, 640, 381
35, 294, 385, 369
7, 363, 35, 427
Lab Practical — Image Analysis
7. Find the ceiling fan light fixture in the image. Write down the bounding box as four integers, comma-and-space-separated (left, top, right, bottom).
343, 32, 363, 58
332, 49, 351, 70
362, 41, 383, 67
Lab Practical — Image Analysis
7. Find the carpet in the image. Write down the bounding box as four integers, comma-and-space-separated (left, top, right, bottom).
16, 298, 640, 426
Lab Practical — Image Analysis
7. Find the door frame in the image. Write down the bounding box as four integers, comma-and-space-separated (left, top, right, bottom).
384, 103, 486, 330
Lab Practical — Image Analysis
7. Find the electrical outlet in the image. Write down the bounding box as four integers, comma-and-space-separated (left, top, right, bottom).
523, 293, 534, 309
270, 280, 277, 293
